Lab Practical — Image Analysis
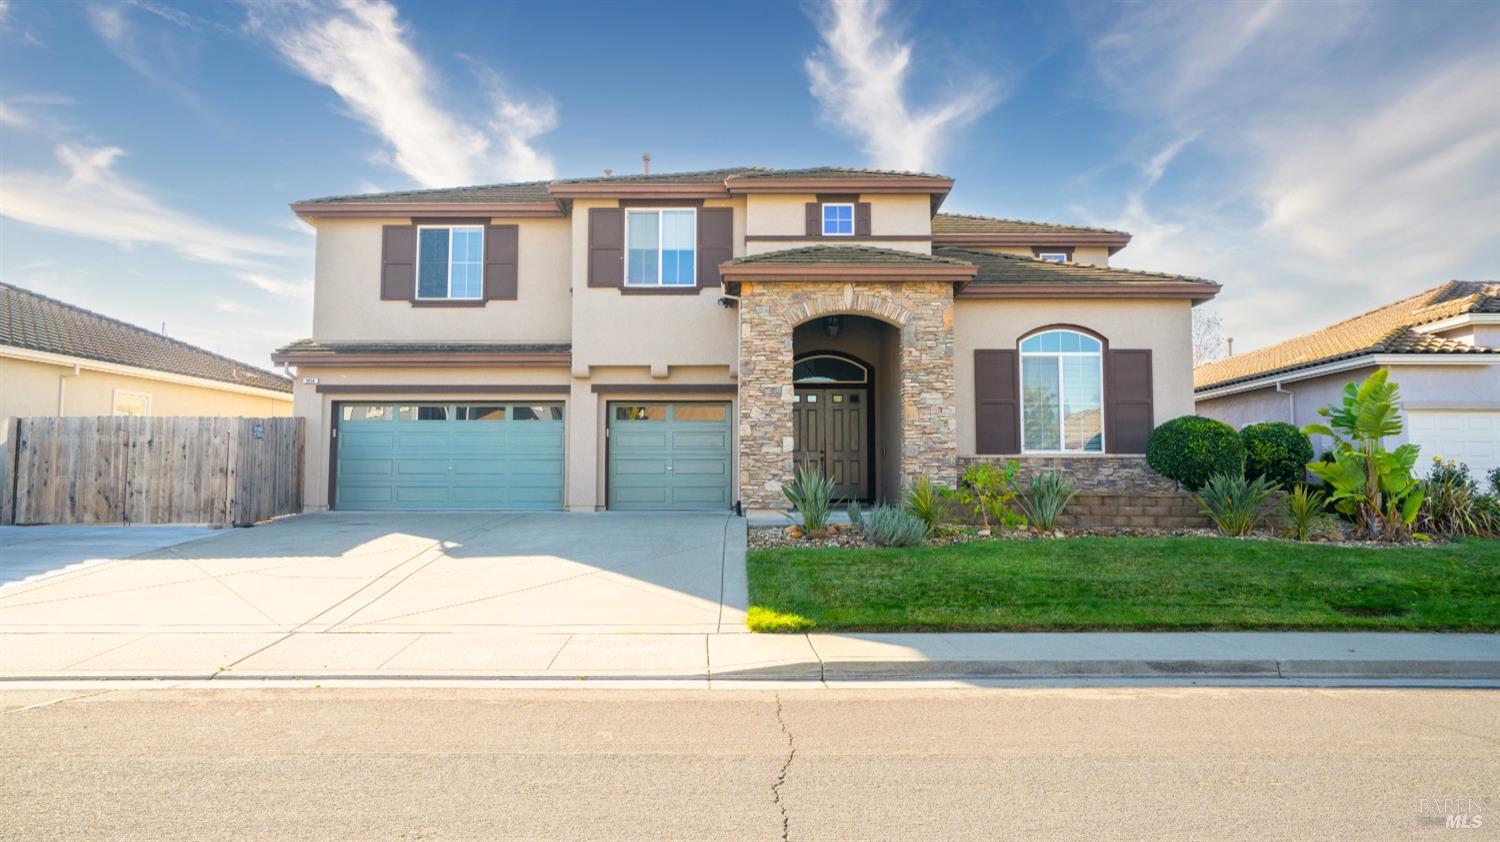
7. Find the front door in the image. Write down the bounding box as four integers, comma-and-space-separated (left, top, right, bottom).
792, 388, 870, 500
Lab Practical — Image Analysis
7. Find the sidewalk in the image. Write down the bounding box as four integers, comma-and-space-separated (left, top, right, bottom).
3, 630, 1497, 682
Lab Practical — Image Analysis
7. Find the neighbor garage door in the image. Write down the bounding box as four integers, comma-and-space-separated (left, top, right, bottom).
335, 402, 564, 510
1406, 410, 1500, 477
607, 401, 732, 510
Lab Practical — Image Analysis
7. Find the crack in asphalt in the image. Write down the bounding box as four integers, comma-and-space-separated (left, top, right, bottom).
772, 692, 796, 841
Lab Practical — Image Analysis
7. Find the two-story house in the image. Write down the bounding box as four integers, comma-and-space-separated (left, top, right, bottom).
273, 166, 1219, 513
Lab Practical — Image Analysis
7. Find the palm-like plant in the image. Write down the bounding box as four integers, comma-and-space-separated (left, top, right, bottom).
1017, 472, 1077, 533
1303, 370, 1425, 540
782, 462, 837, 534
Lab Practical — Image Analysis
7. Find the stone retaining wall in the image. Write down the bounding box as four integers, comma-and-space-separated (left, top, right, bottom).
960, 455, 1179, 493
1059, 492, 1210, 530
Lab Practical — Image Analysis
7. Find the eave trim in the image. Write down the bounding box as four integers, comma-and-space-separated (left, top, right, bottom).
956, 282, 1219, 300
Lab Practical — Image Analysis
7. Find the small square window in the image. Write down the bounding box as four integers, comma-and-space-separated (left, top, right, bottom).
614, 405, 667, 421
112, 390, 151, 417
342, 405, 394, 422
821, 203, 854, 236
1037, 252, 1069, 263
673, 404, 726, 422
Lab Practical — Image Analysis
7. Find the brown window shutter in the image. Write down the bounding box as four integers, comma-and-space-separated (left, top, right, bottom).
855, 202, 871, 237
380, 225, 416, 301
696, 208, 732, 288
974, 349, 1020, 454
484, 224, 518, 301
804, 202, 820, 236
587, 207, 624, 287
1106, 349, 1154, 453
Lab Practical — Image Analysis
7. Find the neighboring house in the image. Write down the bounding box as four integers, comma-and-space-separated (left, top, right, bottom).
0, 281, 294, 419
1195, 282, 1500, 476
275, 166, 1219, 513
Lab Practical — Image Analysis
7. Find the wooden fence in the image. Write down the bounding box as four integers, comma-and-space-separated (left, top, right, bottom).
2, 416, 303, 526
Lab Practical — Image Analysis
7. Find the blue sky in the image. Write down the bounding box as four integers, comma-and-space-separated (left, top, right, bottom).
1, 0, 1496, 371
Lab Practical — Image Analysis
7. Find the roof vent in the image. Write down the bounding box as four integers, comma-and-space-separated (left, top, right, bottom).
642, 152, 651, 175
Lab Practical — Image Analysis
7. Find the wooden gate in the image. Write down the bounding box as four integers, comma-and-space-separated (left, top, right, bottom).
2, 416, 303, 526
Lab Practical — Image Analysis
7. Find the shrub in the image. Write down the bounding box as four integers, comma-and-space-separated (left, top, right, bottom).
1284, 484, 1327, 542
956, 460, 1023, 531
903, 476, 951, 537
1419, 457, 1483, 537
1488, 466, 1500, 496
1194, 472, 1278, 537
1303, 370, 1424, 540
1017, 472, 1077, 533
782, 462, 836, 533
861, 504, 928, 547
1146, 416, 1245, 491
846, 499, 864, 530
1241, 422, 1314, 488
1475, 494, 1500, 537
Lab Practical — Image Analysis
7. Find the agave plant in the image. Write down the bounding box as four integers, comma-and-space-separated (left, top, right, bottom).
1284, 484, 1327, 542
1017, 472, 1077, 533
782, 461, 837, 533
1194, 472, 1278, 537
903, 476, 950, 537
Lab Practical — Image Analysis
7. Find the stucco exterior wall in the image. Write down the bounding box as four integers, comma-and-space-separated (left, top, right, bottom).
952, 298, 1195, 456
742, 194, 932, 256
948, 244, 1113, 266
310, 216, 573, 343
0, 356, 291, 419
568, 198, 741, 372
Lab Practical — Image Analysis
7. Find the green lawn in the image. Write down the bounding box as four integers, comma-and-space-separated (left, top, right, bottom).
746, 537, 1500, 633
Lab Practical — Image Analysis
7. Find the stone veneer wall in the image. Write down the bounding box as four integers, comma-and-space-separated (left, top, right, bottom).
960, 455, 1208, 529
960, 455, 1179, 493
738, 281, 957, 509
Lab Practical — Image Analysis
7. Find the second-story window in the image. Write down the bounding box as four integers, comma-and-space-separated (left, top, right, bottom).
626, 209, 696, 286
1037, 251, 1069, 263
821, 203, 854, 236
417, 226, 484, 299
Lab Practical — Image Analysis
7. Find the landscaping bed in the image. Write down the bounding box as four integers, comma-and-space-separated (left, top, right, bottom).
745, 536, 1500, 633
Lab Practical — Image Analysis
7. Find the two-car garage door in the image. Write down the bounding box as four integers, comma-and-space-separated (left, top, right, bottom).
335, 403, 565, 510
1407, 410, 1500, 477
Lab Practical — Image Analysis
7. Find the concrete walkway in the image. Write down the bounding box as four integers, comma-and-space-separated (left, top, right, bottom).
0, 525, 213, 588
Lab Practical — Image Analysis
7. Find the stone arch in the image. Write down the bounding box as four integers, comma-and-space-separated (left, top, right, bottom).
780, 287, 913, 329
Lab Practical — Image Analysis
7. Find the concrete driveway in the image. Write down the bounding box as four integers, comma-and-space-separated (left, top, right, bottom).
0, 512, 749, 678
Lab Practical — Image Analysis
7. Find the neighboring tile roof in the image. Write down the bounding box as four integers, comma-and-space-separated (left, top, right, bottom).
934, 247, 1218, 286
273, 339, 571, 355
725, 245, 975, 266
1, 281, 292, 393
1194, 281, 1500, 391
297, 167, 948, 204
932, 213, 1128, 237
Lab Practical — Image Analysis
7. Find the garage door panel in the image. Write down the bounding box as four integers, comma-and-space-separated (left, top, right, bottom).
336, 403, 565, 510
1407, 410, 1500, 476
670, 430, 730, 449
672, 458, 729, 477
608, 402, 731, 511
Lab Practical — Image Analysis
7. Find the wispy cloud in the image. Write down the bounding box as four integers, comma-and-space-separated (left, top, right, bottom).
237, 271, 312, 300
0, 101, 27, 128
249, 0, 556, 187
0, 143, 294, 267
214, 298, 253, 314
806, 0, 998, 171
1081, 1, 1499, 352
86, 1, 215, 115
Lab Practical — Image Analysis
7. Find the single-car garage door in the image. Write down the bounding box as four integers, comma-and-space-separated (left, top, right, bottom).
1407, 410, 1500, 477
335, 402, 564, 510
607, 401, 732, 510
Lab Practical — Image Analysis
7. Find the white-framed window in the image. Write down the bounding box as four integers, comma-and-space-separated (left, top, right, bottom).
821, 203, 854, 236
416, 225, 484, 299
112, 389, 151, 417
1020, 329, 1104, 453
1037, 252, 1069, 263
625, 208, 697, 286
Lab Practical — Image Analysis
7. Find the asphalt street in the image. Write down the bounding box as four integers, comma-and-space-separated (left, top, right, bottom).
2, 686, 1495, 840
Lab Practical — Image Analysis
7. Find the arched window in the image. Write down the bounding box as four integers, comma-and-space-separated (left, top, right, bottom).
1019, 329, 1104, 452
793, 354, 869, 384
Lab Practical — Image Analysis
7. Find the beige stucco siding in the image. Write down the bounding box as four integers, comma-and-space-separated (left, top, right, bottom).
1, 356, 291, 418
742, 194, 932, 256
311, 217, 572, 343
951, 245, 1113, 266
952, 298, 1195, 455
568, 199, 740, 372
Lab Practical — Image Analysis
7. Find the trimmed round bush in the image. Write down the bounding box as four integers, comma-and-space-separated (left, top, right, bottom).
1240, 421, 1313, 488
1145, 415, 1244, 491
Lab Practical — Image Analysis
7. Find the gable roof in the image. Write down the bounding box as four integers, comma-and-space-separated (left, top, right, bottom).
1, 281, 292, 393
1194, 281, 1500, 391
936, 247, 1218, 300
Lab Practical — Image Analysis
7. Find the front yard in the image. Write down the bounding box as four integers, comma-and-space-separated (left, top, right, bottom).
746, 536, 1500, 633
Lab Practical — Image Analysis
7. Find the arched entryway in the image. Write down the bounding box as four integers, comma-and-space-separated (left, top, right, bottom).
792, 316, 902, 502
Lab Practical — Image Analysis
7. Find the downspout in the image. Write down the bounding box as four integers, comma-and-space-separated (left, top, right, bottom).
1275, 380, 1294, 425
57, 363, 81, 415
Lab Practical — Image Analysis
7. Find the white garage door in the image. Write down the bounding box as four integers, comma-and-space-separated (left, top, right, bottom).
1406, 410, 1500, 477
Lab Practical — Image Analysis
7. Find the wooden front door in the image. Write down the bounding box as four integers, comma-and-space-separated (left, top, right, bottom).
792, 388, 870, 500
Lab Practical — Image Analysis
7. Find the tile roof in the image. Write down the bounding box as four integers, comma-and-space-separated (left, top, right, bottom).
725, 245, 975, 266
1, 281, 292, 393
1194, 281, 1500, 391
934, 247, 1218, 286
932, 213, 1128, 237
273, 339, 571, 356
297, 167, 948, 204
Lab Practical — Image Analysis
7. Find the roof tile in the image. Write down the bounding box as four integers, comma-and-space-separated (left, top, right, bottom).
725, 245, 973, 266
932, 213, 1128, 237
934, 247, 1218, 286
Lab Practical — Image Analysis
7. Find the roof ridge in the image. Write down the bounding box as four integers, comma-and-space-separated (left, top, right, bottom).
299, 179, 552, 204
0, 280, 291, 387
932, 246, 1217, 285
933, 212, 1129, 236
